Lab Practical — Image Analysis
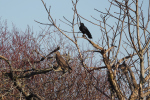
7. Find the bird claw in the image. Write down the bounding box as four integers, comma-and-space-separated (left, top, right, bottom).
82, 34, 86, 38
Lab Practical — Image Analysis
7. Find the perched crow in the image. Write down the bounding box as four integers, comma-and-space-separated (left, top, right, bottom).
55, 51, 72, 73
79, 23, 92, 39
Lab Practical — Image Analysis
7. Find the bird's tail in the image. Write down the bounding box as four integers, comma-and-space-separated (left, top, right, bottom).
69, 66, 72, 70
68, 66, 72, 73
87, 33, 92, 39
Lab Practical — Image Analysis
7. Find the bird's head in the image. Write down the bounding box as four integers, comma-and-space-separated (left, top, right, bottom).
55, 51, 60, 55
80, 23, 84, 26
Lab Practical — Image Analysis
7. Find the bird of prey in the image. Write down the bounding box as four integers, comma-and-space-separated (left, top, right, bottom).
79, 23, 92, 39
55, 51, 72, 73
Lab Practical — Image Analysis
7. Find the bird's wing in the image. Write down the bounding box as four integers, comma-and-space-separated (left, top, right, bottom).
83, 26, 92, 39
56, 55, 69, 68
79, 25, 83, 33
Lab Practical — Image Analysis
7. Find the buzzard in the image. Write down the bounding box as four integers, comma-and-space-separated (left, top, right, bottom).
55, 51, 72, 73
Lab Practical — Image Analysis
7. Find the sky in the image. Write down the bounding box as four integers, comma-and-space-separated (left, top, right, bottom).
0, 0, 111, 51
0, 0, 109, 33
0, 0, 149, 54
0, 0, 149, 71
0, 0, 148, 37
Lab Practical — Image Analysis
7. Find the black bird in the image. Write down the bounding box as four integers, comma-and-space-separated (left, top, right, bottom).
55, 51, 72, 73
79, 23, 92, 39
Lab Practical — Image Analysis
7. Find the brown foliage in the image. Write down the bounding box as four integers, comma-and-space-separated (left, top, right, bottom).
1, 0, 150, 99
0, 20, 109, 100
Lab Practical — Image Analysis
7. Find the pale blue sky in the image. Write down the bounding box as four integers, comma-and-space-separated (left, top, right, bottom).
0, 0, 149, 69
0, 0, 149, 50
0, 0, 109, 33
0, 0, 148, 36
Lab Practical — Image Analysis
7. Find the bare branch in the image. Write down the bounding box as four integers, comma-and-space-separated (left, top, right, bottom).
34, 20, 53, 26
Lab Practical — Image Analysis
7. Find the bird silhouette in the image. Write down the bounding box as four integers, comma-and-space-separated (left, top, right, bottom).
79, 23, 92, 39
55, 51, 72, 73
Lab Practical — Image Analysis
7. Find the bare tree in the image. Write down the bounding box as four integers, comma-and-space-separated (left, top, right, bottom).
0, 19, 107, 99
39, 0, 150, 99
0, 0, 150, 100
